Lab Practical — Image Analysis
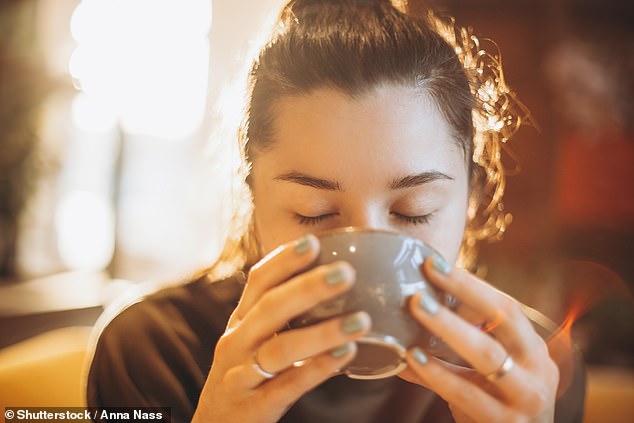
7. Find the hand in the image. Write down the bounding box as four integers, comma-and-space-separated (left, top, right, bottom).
399, 256, 559, 423
192, 235, 371, 423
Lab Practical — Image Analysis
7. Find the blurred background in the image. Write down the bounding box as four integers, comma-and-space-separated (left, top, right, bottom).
0, 0, 632, 420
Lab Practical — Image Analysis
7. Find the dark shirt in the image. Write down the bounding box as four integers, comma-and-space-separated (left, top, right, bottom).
86, 273, 586, 422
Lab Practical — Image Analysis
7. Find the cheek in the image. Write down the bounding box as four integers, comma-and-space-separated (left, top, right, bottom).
251, 186, 279, 254
251, 178, 305, 255
438, 206, 468, 264
252, 210, 291, 254
422, 187, 469, 265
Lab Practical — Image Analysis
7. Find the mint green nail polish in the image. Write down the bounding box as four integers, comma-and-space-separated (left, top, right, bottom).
325, 266, 346, 285
294, 236, 311, 254
431, 254, 451, 275
341, 313, 366, 334
331, 343, 353, 358
418, 293, 439, 315
412, 347, 428, 365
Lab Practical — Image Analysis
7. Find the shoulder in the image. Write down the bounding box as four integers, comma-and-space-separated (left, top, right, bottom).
85, 273, 244, 418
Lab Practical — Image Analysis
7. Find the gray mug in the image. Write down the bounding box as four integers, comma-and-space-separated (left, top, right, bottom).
289, 227, 459, 379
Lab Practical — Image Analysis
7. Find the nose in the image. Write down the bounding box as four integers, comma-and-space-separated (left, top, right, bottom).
343, 207, 392, 232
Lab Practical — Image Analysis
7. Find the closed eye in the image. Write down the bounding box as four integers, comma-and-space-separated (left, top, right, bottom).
391, 212, 433, 225
294, 213, 338, 226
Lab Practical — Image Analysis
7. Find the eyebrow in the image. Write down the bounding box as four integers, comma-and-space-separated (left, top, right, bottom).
388, 171, 453, 190
275, 171, 343, 191
274, 170, 453, 191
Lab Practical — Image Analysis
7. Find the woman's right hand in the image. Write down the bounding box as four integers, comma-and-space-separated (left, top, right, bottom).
192, 235, 371, 423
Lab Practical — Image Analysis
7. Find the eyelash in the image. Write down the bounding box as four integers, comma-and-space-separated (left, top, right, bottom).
294, 213, 337, 225
390, 212, 433, 225
294, 212, 433, 226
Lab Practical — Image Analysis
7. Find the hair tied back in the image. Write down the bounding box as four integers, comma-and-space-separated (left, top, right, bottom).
284, 0, 403, 20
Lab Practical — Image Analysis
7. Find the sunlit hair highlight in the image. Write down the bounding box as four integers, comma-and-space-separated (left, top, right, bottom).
431, 15, 532, 270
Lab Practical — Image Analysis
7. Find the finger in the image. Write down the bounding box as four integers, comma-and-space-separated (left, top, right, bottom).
452, 300, 486, 327
234, 235, 320, 321
410, 292, 551, 413
422, 257, 540, 355
441, 293, 487, 328
256, 311, 371, 373
397, 367, 428, 388
411, 292, 507, 374
228, 340, 357, 391
406, 348, 522, 423
239, 261, 356, 347
256, 342, 357, 406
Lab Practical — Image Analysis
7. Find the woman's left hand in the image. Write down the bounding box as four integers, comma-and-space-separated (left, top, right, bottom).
399, 256, 559, 423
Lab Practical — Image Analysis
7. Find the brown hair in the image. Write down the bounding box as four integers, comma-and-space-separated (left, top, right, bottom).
201, 0, 527, 280
246, 0, 473, 160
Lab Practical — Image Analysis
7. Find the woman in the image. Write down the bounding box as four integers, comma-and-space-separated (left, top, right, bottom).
86, 1, 585, 422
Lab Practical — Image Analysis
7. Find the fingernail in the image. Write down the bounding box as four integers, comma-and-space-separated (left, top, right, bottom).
331, 342, 354, 358
341, 312, 369, 334
325, 265, 347, 285
418, 292, 439, 315
412, 347, 429, 365
431, 254, 451, 275
294, 236, 312, 254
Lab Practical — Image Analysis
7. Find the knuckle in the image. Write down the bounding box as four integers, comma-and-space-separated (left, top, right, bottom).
256, 291, 285, 320
521, 388, 550, 417
257, 291, 275, 311
297, 264, 347, 300
449, 269, 468, 292
546, 359, 560, 387
320, 317, 352, 342
248, 243, 296, 282
255, 289, 281, 317
533, 335, 549, 355
247, 261, 265, 284
519, 337, 548, 368
303, 271, 328, 297
499, 296, 521, 321
481, 344, 504, 368
216, 332, 234, 353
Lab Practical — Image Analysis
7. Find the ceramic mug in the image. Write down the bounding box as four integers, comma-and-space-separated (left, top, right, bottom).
289, 227, 460, 379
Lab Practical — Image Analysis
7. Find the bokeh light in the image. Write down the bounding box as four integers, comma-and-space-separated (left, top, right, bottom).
68, 0, 212, 139
56, 190, 115, 272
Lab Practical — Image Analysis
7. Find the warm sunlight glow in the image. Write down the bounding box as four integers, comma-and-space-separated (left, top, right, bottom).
70, 92, 117, 133
69, 0, 212, 138
56, 190, 115, 271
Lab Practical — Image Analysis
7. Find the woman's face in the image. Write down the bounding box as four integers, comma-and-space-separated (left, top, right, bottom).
250, 84, 470, 264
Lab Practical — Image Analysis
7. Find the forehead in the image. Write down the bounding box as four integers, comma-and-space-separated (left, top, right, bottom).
256, 84, 465, 185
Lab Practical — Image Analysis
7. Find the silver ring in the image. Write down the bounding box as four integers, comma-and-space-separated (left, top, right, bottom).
253, 351, 276, 379
485, 355, 514, 382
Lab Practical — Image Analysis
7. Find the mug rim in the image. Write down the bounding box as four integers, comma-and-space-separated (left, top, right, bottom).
313, 226, 443, 258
